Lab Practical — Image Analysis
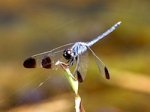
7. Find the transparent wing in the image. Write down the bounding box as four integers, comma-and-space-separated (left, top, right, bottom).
87, 46, 110, 79
77, 52, 88, 82
70, 51, 88, 83
23, 43, 74, 70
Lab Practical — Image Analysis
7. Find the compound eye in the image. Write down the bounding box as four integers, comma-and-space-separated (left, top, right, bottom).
63, 49, 72, 60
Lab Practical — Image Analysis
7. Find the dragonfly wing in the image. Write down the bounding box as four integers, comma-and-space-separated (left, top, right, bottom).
87, 46, 110, 79
23, 43, 74, 70
72, 51, 88, 83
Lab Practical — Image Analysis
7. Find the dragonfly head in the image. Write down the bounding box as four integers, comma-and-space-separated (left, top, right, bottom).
63, 49, 73, 60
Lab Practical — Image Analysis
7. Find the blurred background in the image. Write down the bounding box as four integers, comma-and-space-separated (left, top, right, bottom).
0, 0, 150, 112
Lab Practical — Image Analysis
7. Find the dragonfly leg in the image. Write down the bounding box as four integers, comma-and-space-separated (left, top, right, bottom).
55, 60, 77, 81
68, 57, 75, 66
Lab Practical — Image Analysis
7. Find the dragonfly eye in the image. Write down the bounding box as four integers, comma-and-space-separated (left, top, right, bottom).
63, 49, 72, 60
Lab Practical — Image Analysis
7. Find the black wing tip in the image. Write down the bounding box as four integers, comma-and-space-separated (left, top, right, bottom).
77, 70, 83, 83
104, 67, 110, 80
23, 57, 36, 68
42, 56, 52, 69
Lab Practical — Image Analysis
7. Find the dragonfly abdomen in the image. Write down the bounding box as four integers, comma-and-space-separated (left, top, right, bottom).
86, 21, 121, 47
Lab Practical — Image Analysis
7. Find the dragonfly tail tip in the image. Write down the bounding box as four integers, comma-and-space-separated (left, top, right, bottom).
118, 21, 122, 25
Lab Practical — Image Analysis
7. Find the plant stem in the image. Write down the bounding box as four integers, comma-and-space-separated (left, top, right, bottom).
56, 61, 85, 112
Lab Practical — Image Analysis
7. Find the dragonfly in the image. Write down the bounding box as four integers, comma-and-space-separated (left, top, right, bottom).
23, 21, 121, 82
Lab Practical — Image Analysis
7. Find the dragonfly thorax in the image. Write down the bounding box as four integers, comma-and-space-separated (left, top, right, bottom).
63, 42, 88, 61
71, 42, 88, 57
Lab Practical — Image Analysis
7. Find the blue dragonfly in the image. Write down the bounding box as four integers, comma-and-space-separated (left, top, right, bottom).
23, 21, 121, 82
